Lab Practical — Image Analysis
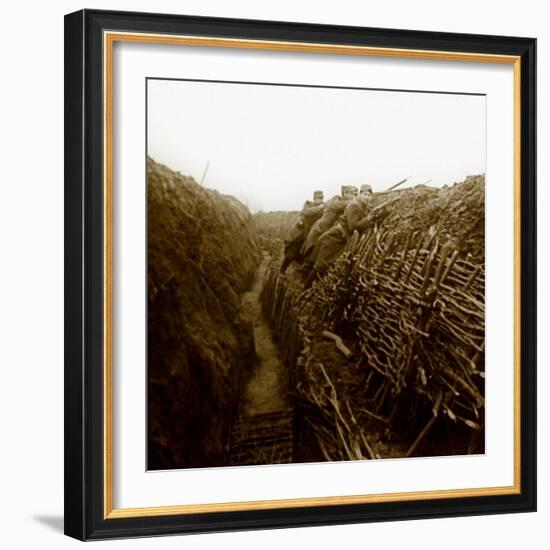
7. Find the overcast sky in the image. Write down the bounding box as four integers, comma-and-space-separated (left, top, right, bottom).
147, 79, 485, 213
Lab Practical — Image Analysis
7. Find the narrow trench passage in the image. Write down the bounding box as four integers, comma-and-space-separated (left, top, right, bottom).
241, 252, 288, 415
228, 252, 294, 466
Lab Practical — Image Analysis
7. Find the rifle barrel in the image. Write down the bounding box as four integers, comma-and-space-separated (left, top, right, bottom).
385, 176, 411, 192
372, 195, 401, 212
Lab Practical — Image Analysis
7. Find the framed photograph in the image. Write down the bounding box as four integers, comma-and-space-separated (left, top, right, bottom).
64, 9, 536, 541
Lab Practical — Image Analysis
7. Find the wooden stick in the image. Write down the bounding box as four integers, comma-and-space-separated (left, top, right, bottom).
358, 429, 377, 460
360, 407, 390, 424
199, 160, 210, 185
317, 438, 334, 462
384, 176, 411, 192
346, 400, 376, 459
406, 391, 444, 457
406, 415, 438, 457
322, 330, 353, 359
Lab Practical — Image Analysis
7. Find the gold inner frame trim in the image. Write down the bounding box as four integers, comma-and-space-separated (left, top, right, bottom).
103, 30, 522, 520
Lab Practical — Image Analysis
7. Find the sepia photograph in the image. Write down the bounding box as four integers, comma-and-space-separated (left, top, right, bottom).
146, 77, 486, 471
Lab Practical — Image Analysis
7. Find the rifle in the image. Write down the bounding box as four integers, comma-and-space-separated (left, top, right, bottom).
372, 176, 412, 197
385, 175, 412, 192
371, 195, 401, 214
355, 195, 401, 233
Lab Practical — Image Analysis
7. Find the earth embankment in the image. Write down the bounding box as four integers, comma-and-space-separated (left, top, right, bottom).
147, 157, 261, 469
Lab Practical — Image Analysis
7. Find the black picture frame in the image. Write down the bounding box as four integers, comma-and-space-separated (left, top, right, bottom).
64, 8, 536, 541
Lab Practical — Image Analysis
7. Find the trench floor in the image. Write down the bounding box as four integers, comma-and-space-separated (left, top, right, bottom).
228, 253, 293, 466
240, 252, 289, 416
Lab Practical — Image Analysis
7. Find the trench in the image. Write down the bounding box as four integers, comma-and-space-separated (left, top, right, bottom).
227, 252, 294, 466
240, 253, 289, 416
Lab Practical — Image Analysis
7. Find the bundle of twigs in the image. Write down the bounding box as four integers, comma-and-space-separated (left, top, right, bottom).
298, 226, 485, 439
260, 177, 485, 459
296, 357, 376, 461
262, 264, 376, 460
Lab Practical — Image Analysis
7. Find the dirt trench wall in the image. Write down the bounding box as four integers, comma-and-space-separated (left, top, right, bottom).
147, 157, 261, 470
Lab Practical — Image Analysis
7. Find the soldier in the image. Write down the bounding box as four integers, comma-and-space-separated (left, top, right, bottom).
304, 184, 377, 287
341, 184, 359, 201
301, 196, 345, 261
280, 190, 325, 274
300, 185, 357, 280
359, 183, 373, 196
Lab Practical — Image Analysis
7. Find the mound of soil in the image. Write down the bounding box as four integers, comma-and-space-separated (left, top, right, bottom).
147, 157, 261, 469
374, 175, 485, 262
